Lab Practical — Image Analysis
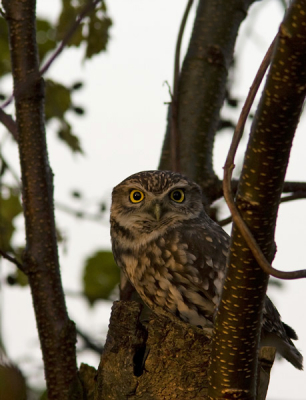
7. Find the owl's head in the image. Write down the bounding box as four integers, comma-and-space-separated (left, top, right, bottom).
110, 170, 205, 235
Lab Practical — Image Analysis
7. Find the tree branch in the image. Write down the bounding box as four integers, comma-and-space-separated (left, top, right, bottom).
218, 190, 306, 226
0, 249, 26, 273
2, 1, 82, 398
0, 109, 18, 140
209, 1, 306, 398
170, 0, 194, 172
281, 191, 306, 203
159, 0, 258, 204
223, 28, 306, 280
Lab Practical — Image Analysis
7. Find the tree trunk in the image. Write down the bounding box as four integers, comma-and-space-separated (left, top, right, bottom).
89, 301, 274, 400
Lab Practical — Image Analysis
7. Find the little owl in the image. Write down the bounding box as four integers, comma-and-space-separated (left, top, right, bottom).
110, 170, 303, 369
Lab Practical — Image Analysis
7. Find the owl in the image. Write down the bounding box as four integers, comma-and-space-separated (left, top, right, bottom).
110, 170, 303, 370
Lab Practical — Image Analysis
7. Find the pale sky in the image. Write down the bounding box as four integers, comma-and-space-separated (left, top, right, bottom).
1, 1, 306, 399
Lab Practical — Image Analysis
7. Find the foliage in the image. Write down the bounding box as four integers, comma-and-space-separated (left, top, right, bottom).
0, 1, 112, 396
0, 0, 112, 273
56, 0, 112, 59
0, 187, 22, 252
0, 362, 27, 400
83, 250, 120, 305
1, 0, 305, 398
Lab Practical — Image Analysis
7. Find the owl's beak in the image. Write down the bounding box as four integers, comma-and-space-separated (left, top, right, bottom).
153, 203, 161, 221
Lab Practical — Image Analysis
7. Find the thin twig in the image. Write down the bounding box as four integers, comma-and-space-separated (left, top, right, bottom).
56, 202, 107, 224
224, 36, 276, 170
280, 191, 306, 203
0, 109, 18, 140
0, 249, 26, 273
218, 190, 306, 226
0, 153, 21, 187
223, 33, 306, 280
39, 0, 101, 76
218, 215, 232, 227
76, 327, 104, 354
170, 0, 194, 172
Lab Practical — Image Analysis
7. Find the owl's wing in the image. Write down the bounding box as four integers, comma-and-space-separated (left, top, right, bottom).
184, 218, 229, 296
261, 296, 303, 369
155, 217, 229, 327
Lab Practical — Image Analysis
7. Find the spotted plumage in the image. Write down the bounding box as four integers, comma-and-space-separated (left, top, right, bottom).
110, 170, 303, 369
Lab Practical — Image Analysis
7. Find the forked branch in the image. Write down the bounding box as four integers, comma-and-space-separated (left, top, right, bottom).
223, 31, 306, 279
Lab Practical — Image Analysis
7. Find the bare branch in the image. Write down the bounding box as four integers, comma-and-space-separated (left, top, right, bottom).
218, 189, 306, 227
170, 0, 194, 172
223, 23, 306, 280
218, 215, 232, 227
223, 35, 276, 172
281, 191, 306, 203
56, 201, 107, 224
3, 0, 82, 397
0, 109, 18, 140
76, 327, 104, 354
283, 181, 306, 193
0, 152, 21, 187
0, 249, 26, 273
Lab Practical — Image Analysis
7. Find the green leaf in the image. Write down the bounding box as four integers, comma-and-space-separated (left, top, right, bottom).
16, 268, 28, 287
36, 18, 57, 63
0, 18, 11, 77
83, 250, 120, 305
56, 1, 84, 46
0, 361, 27, 400
45, 79, 71, 120
6, 267, 29, 288
57, 121, 83, 153
0, 188, 23, 252
56, 0, 111, 58
85, 14, 112, 59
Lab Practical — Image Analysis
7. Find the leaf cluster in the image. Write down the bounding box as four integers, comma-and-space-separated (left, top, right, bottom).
0, 0, 112, 271
0, 0, 112, 153
0, 4, 114, 394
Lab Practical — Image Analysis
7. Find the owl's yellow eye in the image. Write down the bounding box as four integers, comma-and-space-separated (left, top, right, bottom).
129, 190, 144, 203
170, 189, 185, 203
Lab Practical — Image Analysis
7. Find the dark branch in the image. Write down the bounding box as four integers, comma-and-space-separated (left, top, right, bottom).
0, 249, 26, 273
76, 327, 104, 354
218, 190, 306, 227
223, 36, 276, 176
56, 202, 107, 224
223, 31, 306, 280
281, 191, 306, 203
160, 1, 258, 203
0, 109, 18, 140
170, 0, 194, 172
283, 181, 306, 193
3, 0, 81, 397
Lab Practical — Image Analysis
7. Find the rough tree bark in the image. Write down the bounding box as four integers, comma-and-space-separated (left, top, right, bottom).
2, 1, 82, 399
2, 0, 305, 398
94, 1, 306, 399
159, 0, 258, 204
82, 301, 273, 400
91, 1, 283, 399
209, 1, 306, 398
